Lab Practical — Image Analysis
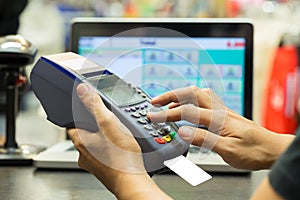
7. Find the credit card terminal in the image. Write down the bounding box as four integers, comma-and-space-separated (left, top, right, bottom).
30, 52, 189, 172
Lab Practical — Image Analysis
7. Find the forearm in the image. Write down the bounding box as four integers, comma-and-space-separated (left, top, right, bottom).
251, 178, 284, 200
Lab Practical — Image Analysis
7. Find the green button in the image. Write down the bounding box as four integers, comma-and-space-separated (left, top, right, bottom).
169, 131, 176, 139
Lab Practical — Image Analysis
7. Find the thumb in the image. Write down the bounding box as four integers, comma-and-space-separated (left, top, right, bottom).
178, 126, 222, 152
76, 83, 111, 119
76, 83, 133, 141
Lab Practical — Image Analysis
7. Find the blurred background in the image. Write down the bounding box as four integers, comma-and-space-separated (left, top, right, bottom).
1, 0, 300, 147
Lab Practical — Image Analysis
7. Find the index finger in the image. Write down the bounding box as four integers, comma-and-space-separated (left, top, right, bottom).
151, 86, 217, 109
147, 104, 211, 127
151, 86, 199, 107
148, 104, 228, 132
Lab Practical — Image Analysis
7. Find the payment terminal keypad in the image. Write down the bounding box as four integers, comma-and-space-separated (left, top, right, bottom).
123, 95, 177, 145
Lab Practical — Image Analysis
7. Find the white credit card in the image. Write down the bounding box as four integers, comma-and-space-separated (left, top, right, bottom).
164, 155, 212, 186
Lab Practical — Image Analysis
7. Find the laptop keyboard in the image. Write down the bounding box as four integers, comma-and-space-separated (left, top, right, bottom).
189, 146, 214, 154
67, 145, 77, 151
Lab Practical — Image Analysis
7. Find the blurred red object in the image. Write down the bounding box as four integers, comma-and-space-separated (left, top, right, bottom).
226, 0, 241, 17
262, 45, 299, 134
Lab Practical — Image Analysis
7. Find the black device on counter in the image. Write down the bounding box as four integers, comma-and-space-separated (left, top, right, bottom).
30, 52, 189, 172
0, 35, 37, 65
0, 35, 40, 164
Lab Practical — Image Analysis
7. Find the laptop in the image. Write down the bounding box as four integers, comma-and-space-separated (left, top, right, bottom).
34, 18, 253, 172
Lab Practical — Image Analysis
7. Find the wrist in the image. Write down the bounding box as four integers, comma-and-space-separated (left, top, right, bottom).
114, 172, 171, 200
262, 131, 295, 168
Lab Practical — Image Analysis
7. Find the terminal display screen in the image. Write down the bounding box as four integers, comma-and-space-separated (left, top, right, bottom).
101, 84, 144, 106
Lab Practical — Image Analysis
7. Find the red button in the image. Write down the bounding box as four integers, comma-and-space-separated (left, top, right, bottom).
154, 138, 166, 144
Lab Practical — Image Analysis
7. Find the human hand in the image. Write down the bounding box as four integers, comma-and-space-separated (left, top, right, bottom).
68, 83, 170, 200
147, 86, 295, 170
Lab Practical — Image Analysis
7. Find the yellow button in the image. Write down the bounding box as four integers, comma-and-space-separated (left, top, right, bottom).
162, 135, 172, 143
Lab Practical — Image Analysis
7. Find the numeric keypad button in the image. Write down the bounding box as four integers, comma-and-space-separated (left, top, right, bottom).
137, 118, 147, 124
131, 113, 141, 118
149, 131, 159, 137
163, 126, 171, 133
143, 125, 153, 130
124, 108, 131, 112
157, 128, 168, 136
151, 123, 159, 129
158, 122, 166, 127
139, 110, 147, 116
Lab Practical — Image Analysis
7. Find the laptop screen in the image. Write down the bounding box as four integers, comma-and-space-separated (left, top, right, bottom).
71, 18, 253, 119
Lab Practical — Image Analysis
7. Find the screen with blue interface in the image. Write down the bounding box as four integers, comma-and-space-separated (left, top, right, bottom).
77, 36, 245, 115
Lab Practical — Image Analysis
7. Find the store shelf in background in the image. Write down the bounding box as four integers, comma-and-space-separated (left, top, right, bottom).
51, 0, 298, 18
56, 2, 95, 50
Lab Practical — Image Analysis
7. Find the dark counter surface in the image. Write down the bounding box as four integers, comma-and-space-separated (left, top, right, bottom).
0, 166, 268, 200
